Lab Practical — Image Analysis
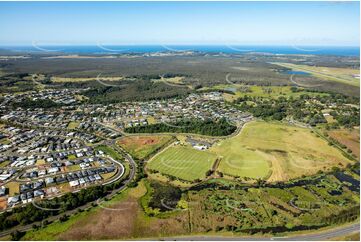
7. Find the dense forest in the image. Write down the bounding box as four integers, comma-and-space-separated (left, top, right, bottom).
82, 80, 190, 104
125, 118, 237, 136
11, 98, 60, 109
148, 182, 182, 212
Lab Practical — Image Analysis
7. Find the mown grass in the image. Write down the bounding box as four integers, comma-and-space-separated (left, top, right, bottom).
147, 146, 217, 181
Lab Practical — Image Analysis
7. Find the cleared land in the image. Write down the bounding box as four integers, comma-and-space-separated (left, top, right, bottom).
147, 146, 217, 181
273, 62, 360, 87
22, 180, 189, 240
117, 135, 173, 160
212, 121, 353, 181
328, 128, 360, 159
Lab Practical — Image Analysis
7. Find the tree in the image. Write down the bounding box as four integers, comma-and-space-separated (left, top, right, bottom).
10, 230, 25, 241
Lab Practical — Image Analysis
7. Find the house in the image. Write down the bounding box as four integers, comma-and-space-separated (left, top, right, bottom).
34, 190, 45, 197
0, 186, 6, 196
45, 177, 55, 185
64, 161, 73, 166
0, 173, 12, 181
194, 144, 208, 150
38, 169, 46, 176
79, 178, 85, 185
46, 157, 54, 163
69, 180, 79, 187
47, 167, 60, 174
7, 195, 20, 206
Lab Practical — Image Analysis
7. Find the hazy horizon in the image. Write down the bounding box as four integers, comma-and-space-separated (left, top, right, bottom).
0, 1, 359, 46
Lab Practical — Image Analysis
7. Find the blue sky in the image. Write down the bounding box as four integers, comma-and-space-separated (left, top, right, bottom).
0, 1, 359, 46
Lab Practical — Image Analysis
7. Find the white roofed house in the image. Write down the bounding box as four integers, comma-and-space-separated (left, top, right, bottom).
69, 180, 79, 187
0, 186, 6, 196
47, 167, 60, 174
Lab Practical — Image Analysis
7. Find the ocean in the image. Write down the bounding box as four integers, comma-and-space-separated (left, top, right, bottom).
1, 45, 360, 56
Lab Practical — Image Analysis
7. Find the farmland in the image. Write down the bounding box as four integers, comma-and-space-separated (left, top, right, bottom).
211, 121, 353, 181
117, 135, 174, 160
147, 146, 217, 181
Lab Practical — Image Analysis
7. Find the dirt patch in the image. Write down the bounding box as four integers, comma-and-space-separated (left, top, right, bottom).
58, 199, 188, 240
59, 198, 138, 240
117, 135, 173, 160
119, 136, 159, 146
266, 152, 289, 182
0, 197, 7, 210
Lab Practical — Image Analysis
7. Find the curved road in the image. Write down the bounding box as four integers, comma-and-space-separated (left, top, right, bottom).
0, 143, 137, 238
1, 122, 358, 240
160, 223, 359, 241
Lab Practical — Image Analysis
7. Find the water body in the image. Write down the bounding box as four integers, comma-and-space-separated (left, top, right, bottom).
334, 172, 360, 192
285, 70, 311, 76
1, 45, 359, 56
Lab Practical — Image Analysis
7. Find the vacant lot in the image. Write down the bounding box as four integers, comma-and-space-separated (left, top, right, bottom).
212, 121, 353, 181
22, 180, 189, 240
147, 146, 217, 181
5, 181, 19, 196
328, 128, 360, 159
67, 121, 79, 129
117, 135, 173, 160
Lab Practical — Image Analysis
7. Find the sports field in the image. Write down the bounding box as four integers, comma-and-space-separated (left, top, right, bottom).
211, 121, 353, 181
147, 146, 217, 181
117, 135, 173, 160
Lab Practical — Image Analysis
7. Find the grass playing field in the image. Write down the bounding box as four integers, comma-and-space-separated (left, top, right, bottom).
212, 121, 353, 181
147, 146, 217, 181
117, 135, 174, 160
146, 121, 353, 182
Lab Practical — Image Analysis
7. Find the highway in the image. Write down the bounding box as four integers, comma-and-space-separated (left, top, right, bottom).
160, 223, 359, 241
